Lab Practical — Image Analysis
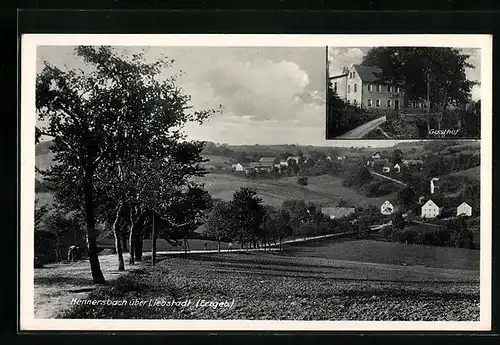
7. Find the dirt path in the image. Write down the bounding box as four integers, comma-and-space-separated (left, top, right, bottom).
34, 255, 138, 318
336, 115, 387, 139
34, 230, 384, 318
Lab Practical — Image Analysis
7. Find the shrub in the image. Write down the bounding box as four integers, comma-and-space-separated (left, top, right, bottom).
297, 176, 308, 186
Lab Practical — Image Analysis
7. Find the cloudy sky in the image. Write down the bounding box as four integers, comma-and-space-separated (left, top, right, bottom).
38, 46, 352, 146
328, 47, 481, 101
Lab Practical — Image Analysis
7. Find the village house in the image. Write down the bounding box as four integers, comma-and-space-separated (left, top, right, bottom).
393, 163, 401, 173
287, 156, 303, 165
259, 157, 279, 172
457, 202, 472, 217
330, 64, 406, 110
430, 177, 440, 195
279, 160, 288, 167
382, 165, 391, 173
231, 163, 244, 172
380, 200, 397, 215
421, 199, 443, 219
371, 151, 381, 159
371, 158, 389, 172
321, 207, 356, 220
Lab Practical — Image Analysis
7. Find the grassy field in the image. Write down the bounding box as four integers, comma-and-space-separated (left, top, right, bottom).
449, 166, 480, 181
199, 173, 396, 208
61, 239, 479, 321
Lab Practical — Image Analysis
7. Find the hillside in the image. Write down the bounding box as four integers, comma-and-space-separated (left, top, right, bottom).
198, 173, 393, 208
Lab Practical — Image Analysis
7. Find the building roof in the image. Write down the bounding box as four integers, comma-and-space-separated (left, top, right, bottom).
329, 73, 348, 79
249, 162, 261, 168
321, 207, 355, 219
402, 159, 424, 165
353, 64, 405, 85
259, 157, 278, 164
458, 201, 471, 208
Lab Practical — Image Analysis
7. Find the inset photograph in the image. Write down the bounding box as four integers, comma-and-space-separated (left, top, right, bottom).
326, 47, 481, 139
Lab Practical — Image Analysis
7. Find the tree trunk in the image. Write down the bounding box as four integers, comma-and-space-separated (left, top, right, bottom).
128, 223, 135, 265
112, 202, 125, 271
439, 89, 448, 133
83, 172, 106, 284
134, 236, 143, 261
121, 231, 128, 252
152, 214, 157, 266
426, 74, 431, 135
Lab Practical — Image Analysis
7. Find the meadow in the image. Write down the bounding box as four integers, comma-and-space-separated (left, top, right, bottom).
199, 173, 396, 208
61, 238, 479, 321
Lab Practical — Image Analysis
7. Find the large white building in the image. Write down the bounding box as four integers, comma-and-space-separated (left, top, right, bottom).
330, 64, 405, 110
421, 199, 442, 219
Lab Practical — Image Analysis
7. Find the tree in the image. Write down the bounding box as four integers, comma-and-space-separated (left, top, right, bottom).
362, 47, 477, 132
397, 186, 417, 208
205, 201, 233, 252
263, 208, 293, 251
36, 46, 219, 282
229, 188, 265, 249
297, 176, 308, 186
391, 149, 403, 165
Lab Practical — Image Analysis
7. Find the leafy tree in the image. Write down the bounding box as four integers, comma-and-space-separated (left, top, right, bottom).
297, 176, 308, 186
263, 207, 293, 251
397, 186, 417, 208
362, 47, 478, 132
36, 46, 219, 282
391, 149, 403, 165
205, 201, 233, 252
229, 188, 265, 249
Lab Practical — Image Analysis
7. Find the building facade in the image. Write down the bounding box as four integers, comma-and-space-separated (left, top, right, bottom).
457, 202, 472, 217
330, 64, 406, 110
421, 199, 442, 219
380, 200, 395, 215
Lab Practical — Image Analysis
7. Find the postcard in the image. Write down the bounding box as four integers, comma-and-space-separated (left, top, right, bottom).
20, 34, 492, 331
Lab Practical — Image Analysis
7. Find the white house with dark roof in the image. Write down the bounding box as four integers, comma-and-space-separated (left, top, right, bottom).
421, 199, 442, 219
457, 202, 472, 217
330, 64, 405, 110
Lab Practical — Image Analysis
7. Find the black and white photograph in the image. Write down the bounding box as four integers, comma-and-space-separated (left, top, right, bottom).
326, 46, 482, 140
20, 35, 492, 331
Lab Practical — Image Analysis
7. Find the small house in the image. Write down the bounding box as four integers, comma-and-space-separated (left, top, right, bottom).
382, 166, 391, 173
380, 200, 396, 215
430, 177, 440, 195
279, 160, 288, 167
231, 163, 244, 172
287, 156, 302, 165
372, 158, 389, 171
371, 151, 381, 159
393, 163, 401, 173
457, 202, 472, 217
421, 199, 443, 219
320, 207, 355, 219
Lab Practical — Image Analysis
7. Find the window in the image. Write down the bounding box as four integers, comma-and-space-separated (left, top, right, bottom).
387, 100, 392, 108
368, 99, 372, 107
376, 99, 381, 107
376, 84, 381, 92
354, 84, 357, 92
352, 72, 356, 78
396, 87, 401, 93
347, 85, 350, 93
368, 84, 373, 91
388, 85, 392, 92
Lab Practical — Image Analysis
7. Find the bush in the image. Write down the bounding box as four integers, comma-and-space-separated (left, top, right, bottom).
297, 176, 308, 186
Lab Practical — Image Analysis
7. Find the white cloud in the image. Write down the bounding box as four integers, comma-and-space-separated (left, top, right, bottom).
328, 47, 365, 76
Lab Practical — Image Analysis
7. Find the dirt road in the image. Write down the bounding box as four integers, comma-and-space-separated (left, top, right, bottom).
336, 115, 387, 139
